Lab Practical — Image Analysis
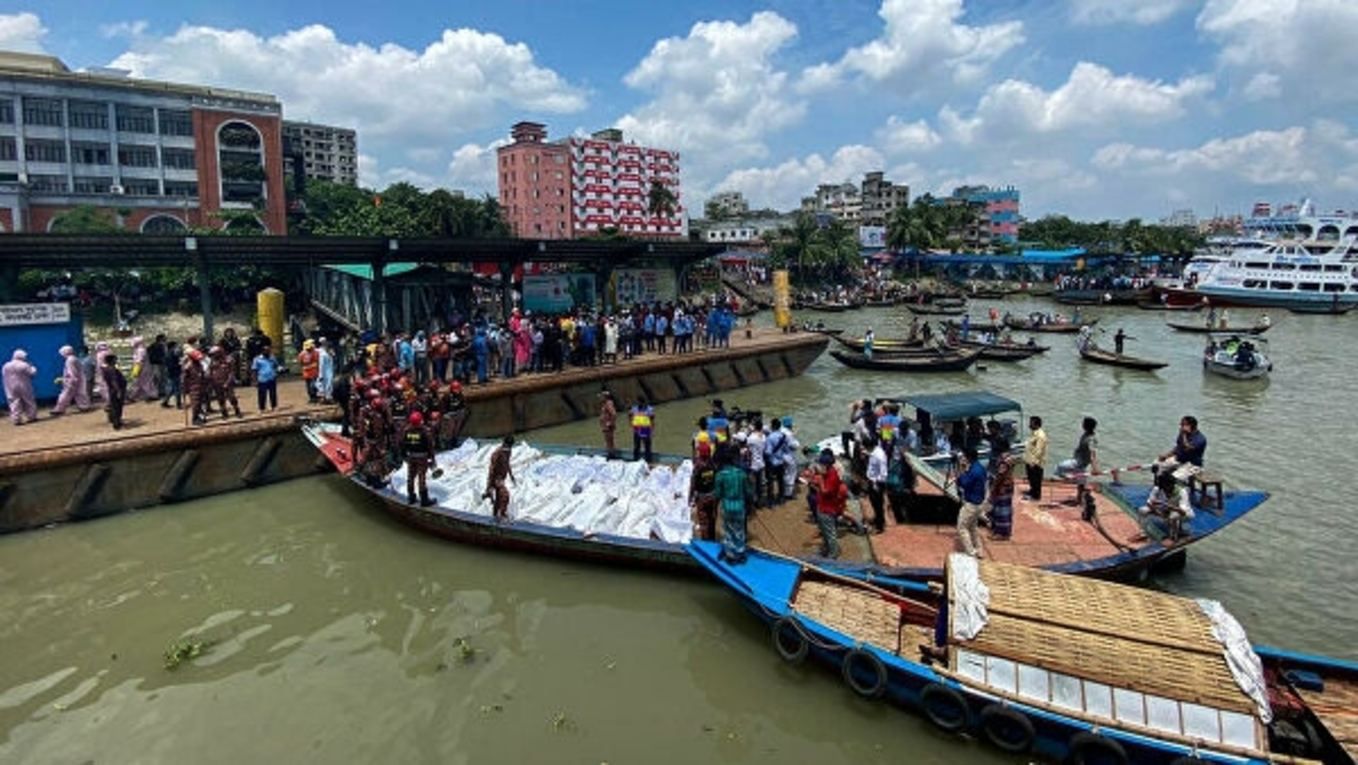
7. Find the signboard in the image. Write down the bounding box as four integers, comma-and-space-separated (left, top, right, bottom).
859, 225, 886, 248
614, 268, 677, 306
0, 303, 71, 327
522, 274, 595, 314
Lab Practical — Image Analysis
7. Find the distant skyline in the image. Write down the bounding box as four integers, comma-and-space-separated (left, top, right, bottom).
3, 1, 1356, 220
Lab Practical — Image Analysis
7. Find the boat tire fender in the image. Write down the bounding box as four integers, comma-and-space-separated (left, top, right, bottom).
1068, 731, 1128, 765
840, 648, 888, 699
920, 683, 969, 733
1167, 758, 1207, 765
771, 617, 809, 664
979, 704, 1035, 754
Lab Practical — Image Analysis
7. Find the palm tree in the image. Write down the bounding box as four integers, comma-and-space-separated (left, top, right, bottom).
647, 180, 677, 218
812, 219, 861, 279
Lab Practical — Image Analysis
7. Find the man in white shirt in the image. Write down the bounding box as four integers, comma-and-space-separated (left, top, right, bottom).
746, 422, 766, 509
865, 436, 889, 534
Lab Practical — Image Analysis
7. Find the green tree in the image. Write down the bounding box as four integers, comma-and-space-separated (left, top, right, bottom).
49, 205, 123, 234
647, 179, 677, 218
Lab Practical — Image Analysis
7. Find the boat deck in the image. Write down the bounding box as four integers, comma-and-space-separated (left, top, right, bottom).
1299, 677, 1358, 761
872, 481, 1147, 571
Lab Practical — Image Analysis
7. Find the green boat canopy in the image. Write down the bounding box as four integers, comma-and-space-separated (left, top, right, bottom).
898, 391, 1022, 421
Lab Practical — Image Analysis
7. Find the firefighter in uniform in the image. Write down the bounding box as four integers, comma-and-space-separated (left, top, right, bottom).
483, 435, 516, 522
207, 346, 243, 419
402, 411, 437, 506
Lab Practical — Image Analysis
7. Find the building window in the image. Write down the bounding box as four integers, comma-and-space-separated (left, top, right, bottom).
159, 110, 193, 137
72, 176, 112, 194
68, 100, 109, 130
23, 97, 63, 127
71, 142, 111, 165
0, 137, 15, 161
115, 105, 155, 134
25, 139, 66, 163
121, 178, 160, 195
165, 180, 198, 198
27, 174, 68, 192
0, 100, 12, 124
141, 215, 186, 233
162, 148, 196, 170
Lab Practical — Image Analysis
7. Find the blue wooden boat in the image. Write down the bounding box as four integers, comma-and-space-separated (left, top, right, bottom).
688, 541, 1358, 764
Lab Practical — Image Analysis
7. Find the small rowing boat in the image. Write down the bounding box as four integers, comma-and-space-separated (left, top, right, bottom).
831, 335, 925, 353
949, 342, 1043, 362
829, 348, 980, 373
1167, 320, 1271, 335
1079, 346, 1169, 371
1003, 317, 1095, 333
906, 304, 965, 316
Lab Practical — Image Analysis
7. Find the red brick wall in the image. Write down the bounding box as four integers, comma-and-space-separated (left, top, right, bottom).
192, 109, 288, 234
0, 208, 12, 232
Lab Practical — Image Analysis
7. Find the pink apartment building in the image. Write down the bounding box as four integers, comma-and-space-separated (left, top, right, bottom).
497, 122, 685, 240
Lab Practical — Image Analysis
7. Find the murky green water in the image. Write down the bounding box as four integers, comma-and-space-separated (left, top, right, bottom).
2, 301, 1354, 763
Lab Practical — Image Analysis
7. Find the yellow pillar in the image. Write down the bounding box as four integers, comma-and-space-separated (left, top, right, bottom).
772, 269, 793, 329
257, 288, 285, 355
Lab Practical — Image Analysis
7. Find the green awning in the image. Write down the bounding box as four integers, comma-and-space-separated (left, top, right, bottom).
322, 262, 422, 280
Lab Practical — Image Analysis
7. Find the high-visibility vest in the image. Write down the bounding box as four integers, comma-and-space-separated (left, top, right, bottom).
631, 406, 653, 432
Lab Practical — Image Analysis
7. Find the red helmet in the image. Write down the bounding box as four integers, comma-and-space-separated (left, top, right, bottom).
429, 410, 442, 422
366, 388, 382, 400
371, 397, 386, 409
451, 381, 462, 393
408, 411, 424, 427
427, 381, 441, 392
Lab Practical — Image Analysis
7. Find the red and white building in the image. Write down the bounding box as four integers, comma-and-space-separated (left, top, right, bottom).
498, 122, 685, 240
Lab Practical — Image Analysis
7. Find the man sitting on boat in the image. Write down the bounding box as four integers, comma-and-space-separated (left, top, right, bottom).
1138, 470, 1195, 541
1154, 415, 1207, 482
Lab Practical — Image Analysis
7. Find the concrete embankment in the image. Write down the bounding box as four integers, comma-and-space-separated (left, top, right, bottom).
0, 329, 828, 534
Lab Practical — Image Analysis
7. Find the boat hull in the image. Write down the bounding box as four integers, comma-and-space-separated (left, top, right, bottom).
1167, 321, 1271, 335
1166, 284, 1358, 310
1204, 358, 1271, 380
829, 349, 980, 372
1080, 348, 1168, 371
1004, 318, 1093, 333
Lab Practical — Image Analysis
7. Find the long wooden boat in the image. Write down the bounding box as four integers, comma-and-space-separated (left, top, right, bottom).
950, 342, 1043, 362
1080, 347, 1169, 371
940, 318, 1006, 333
804, 326, 845, 336
1167, 321, 1271, 335
1053, 287, 1152, 306
956, 337, 1050, 354
690, 542, 1358, 765
831, 335, 925, 353
1004, 317, 1096, 333
906, 304, 965, 316
1135, 299, 1202, 312
807, 302, 850, 313
829, 348, 980, 373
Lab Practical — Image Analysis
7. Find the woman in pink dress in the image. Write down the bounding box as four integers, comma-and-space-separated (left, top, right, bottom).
514, 324, 532, 373
128, 337, 158, 401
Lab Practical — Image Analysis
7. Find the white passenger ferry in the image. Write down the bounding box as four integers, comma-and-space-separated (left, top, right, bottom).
1187, 237, 1358, 309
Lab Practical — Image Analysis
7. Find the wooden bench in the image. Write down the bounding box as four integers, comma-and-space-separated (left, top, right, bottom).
1188, 471, 1224, 513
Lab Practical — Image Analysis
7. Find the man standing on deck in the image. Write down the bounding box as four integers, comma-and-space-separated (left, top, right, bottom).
484, 435, 516, 522
101, 353, 127, 430
810, 449, 846, 559
251, 345, 281, 412
1155, 415, 1207, 481
713, 446, 753, 562
1022, 416, 1048, 501
763, 418, 793, 506
955, 447, 988, 557
598, 389, 617, 457
630, 395, 655, 462
207, 347, 243, 420
864, 436, 889, 534
402, 411, 437, 506
1056, 417, 1099, 505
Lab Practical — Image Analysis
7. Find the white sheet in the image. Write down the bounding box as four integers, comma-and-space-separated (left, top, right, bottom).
387, 439, 694, 544
1196, 598, 1273, 724
948, 552, 990, 641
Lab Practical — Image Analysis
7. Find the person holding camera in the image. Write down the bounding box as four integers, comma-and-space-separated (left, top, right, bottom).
955, 447, 988, 558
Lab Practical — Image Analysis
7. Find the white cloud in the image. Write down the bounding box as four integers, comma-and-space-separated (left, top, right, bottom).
1092, 125, 1348, 186
357, 153, 439, 190
0, 12, 46, 53
100, 20, 148, 39
714, 145, 885, 211
109, 23, 586, 145
941, 62, 1212, 144
446, 139, 510, 193
1241, 71, 1281, 100
616, 12, 805, 180
1070, 0, 1195, 26
1198, 0, 1358, 103
799, 0, 1024, 91
877, 117, 942, 154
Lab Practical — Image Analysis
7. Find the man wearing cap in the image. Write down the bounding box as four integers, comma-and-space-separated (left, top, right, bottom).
402, 411, 437, 506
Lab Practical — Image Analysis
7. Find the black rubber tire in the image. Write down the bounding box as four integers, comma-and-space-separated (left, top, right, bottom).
979, 704, 1035, 754
920, 683, 969, 733
771, 617, 809, 664
1167, 757, 1207, 765
1068, 731, 1129, 765
840, 648, 888, 699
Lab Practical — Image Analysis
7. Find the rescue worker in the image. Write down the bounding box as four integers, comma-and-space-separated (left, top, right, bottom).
298, 339, 320, 404
689, 446, 718, 541
3, 349, 38, 425
483, 435, 516, 522
358, 391, 391, 487
401, 411, 437, 506
442, 381, 468, 449
207, 346, 243, 420
51, 345, 91, 416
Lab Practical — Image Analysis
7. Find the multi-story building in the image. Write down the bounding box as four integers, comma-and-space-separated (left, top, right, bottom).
282, 119, 357, 187
810, 182, 861, 223
496, 122, 685, 240
1161, 209, 1197, 229
953, 185, 1020, 246
0, 51, 287, 234
705, 190, 748, 219
698, 215, 792, 246
859, 171, 908, 227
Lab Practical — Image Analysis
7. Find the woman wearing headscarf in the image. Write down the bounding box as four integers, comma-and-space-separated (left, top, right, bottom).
3, 349, 37, 425
316, 338, 335, 403
128, 337, 158, 402
51, 345, 90, 415
92, 341, 112, 402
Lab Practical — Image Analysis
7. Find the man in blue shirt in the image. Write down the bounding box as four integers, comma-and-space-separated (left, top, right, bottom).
1156, 415, 1207, 481
251, 346, 281, 411
955, 447, 988, 557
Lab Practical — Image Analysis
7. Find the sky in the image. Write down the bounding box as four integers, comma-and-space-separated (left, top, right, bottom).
3, 0, 1356, 221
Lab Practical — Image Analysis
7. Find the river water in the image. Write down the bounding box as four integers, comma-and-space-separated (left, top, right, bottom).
2, 301, 1354, 764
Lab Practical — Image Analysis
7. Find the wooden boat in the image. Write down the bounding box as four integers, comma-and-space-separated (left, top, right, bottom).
906, 304, 965, 317
1288, 302, 1357, 315
1053, 287, 1151, 306
1003, 317, 1096, 333
968, 288, 1014, 299
689, 542, 1358, 765
804, 326, 845, 336
1135, 299, 1202, 312
808, 302, 850, 313
1167, 320, 1271, 335
1079, 346, 1169, 371
950, 342, 1043, 362
940, 318, 1005, 333
831, 335, 925, 353
955, 337, 1050, 354
829, 348, 980, 373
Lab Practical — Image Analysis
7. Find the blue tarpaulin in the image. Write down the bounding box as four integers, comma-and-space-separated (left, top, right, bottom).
899, 391, 1022, 421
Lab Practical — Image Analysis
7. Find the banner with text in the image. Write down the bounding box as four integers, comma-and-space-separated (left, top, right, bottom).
614, 268, 677, 307
522, 274, 596, 314
0, 303, 71, 327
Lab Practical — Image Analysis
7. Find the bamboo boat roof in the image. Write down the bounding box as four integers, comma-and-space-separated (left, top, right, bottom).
951, 557, 1255, 714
